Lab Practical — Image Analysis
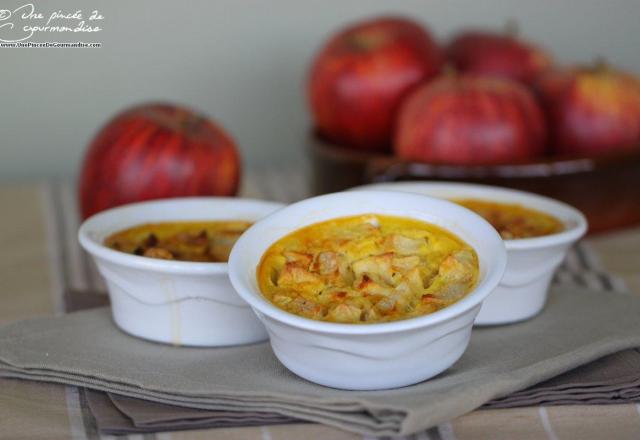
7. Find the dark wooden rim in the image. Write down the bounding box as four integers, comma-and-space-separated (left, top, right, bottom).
310, 132, 640, 182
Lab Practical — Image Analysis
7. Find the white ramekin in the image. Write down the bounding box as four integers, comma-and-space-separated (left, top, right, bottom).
353, 182, 588, 325
228, 191, 506, 390
79, 197, 285, 347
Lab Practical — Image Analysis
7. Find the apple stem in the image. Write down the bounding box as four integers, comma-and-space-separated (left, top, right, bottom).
184, 115, 205, 133
442, 63, 458, 78
347, 32, 386, 51
592, 56, 609, 72
504, 18, 519, 38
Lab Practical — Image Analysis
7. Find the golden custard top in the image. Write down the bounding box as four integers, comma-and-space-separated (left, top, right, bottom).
454, 199, 564, 239
104, 221, 252, 262
257, 214, 478, 324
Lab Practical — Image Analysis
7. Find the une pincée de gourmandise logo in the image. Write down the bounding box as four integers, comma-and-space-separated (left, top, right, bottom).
0, 3, 103, 46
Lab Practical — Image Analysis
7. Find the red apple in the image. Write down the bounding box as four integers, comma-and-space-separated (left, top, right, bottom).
79, 103, 240, 219
394, 74, 547, 164
448, 26, 552, 86
308, 16, 442, 152
537, 63, 640, 156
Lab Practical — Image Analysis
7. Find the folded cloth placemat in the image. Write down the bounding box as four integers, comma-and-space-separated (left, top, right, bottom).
85, 390, 300, 434
483, 348, 640, 408
2, 285, 640, 437
85, 348, 640, 435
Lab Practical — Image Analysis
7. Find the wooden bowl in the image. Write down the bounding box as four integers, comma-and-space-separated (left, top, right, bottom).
310, 134, 640, 234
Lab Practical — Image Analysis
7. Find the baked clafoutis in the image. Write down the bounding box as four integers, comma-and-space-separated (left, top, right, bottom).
454, 199, 564, 239
105, 221, 252, 262
257, 214, 478, 324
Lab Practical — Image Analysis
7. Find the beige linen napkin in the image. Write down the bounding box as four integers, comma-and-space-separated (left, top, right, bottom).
85, 390, 300, 434
86, 349, 640, 435
483, 349, 640, 408
65, 288, 640, 432
2, 286, 640, 437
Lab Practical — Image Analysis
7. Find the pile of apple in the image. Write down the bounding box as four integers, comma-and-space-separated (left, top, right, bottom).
308, 17, 640, 163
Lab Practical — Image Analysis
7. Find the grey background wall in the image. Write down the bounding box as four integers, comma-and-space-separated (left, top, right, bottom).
1, 0, 639, 182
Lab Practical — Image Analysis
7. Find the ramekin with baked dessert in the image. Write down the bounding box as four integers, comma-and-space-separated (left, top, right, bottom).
353, 182, 588, 325
79, 197, 284, 346
228, 191, 506, 390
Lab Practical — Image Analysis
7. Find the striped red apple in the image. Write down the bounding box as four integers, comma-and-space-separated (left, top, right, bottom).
537, 62, 640, 156
308, 16, 442, 152
448, 26, 553, 86
394, 74, 547, 164
78, 103, 240, 219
